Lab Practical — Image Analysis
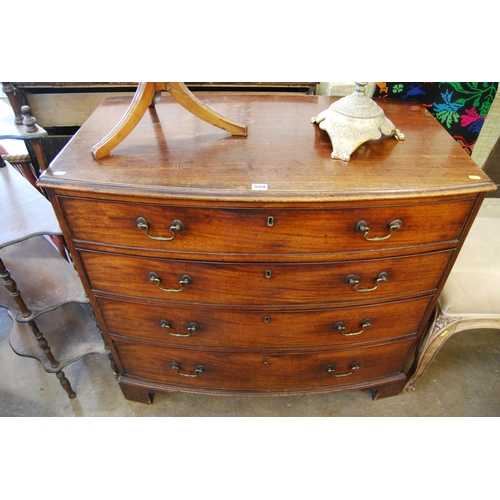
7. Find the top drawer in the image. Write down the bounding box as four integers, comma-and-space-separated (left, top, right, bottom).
58, 197, 474, 257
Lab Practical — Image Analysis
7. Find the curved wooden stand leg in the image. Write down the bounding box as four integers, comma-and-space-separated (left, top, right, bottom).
166, 82, 248, 136
91, 82, 156, 160
91, 82, 248, 160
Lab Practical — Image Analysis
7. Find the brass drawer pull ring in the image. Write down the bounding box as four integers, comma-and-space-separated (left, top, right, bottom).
326, 362, 360, 377
149, 272, 192, 292
345, 272, 387, 292
334, 318, 372, 336
160, 319, 199, 337
356, 219, 402, 241
136, 216, 185, 241
171, 362, 205, 377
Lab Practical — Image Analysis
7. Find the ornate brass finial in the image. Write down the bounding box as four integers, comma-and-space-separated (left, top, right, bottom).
312, 82, 404, 161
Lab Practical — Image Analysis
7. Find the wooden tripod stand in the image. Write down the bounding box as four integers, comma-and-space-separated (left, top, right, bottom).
91, 82, 248, 160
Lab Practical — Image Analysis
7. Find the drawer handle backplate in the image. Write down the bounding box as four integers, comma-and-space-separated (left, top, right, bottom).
345, 272, 387, 292
136, 216, 185, 241
160, 319, 199, 337
171, 362, 205, 377
356, 219, 402, 241
334, 318, 372, 336
149, 272, 192, 293
326, 362, 360, 377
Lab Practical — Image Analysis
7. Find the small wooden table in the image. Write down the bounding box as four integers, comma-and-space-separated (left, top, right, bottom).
0, 161, 106, 398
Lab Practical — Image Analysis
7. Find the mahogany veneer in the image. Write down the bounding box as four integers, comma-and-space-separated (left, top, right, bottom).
38, 94, 496, 404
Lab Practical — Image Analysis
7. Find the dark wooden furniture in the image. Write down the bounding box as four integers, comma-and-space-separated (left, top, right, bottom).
38, 94, 495, 404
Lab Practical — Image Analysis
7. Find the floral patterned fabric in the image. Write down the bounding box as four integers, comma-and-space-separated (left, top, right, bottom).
373, 83, 498, 155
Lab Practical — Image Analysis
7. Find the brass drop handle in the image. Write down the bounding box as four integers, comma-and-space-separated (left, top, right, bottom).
149, 272, 192, 292
171, 362, 205, 377
160, 319, 199, 337
345, 272, 387, 292
334, 318, 372, 336
326, 362, 360, 377
136, 216, 185, 241
356, 219, 403, 241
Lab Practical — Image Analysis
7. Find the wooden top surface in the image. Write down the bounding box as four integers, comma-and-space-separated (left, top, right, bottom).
39, 94, 495, 202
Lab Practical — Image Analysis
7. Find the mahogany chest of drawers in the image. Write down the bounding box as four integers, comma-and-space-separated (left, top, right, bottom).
38, 94, 495, 404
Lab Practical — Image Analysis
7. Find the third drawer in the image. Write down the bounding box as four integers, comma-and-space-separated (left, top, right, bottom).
99, 295, 431, 348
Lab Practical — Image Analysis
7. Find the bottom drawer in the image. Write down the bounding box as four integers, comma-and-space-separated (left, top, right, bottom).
114, 339, 415, 392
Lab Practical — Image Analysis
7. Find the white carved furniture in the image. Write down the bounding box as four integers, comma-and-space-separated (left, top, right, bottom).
404, 197, 500, 391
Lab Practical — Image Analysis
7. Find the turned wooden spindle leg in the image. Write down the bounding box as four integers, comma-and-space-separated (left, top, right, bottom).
0, 258, 59, 367
26, 320, 60, 368
56, 370, 77, 399
0, 257, 78, 397
0, 258, 33, 318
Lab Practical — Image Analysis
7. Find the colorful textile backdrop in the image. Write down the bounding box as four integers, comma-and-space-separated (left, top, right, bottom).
373, 83, 498, 155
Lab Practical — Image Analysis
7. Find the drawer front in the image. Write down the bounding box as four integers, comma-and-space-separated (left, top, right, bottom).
81, 249, 453, 306
98, 295, 430, 348
59, 197, 473, 256
114, 339, 415, 391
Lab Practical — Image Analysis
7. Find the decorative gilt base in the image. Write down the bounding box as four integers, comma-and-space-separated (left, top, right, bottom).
312, 82, 404, 161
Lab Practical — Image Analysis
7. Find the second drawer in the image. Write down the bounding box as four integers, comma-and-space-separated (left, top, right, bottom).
81, 249, 453, 306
